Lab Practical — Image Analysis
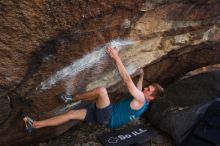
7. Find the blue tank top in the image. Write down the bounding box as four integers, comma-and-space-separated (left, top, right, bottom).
108, 96, 149, 129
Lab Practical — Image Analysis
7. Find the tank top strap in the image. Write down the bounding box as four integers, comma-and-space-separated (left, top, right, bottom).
144, 96, 149, 104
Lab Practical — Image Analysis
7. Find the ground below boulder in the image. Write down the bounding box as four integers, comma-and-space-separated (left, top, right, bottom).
32, 119, 173, 146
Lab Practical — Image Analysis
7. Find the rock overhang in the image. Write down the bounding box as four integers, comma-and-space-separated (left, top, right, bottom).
0, 0, 220, 145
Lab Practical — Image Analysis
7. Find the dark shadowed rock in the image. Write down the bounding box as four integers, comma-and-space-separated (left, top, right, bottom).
147, 70, 220, 144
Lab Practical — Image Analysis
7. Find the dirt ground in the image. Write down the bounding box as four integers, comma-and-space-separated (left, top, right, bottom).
33, 119, 174, 146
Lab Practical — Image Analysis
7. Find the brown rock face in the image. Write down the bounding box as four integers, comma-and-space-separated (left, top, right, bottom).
0, 0, 220, 145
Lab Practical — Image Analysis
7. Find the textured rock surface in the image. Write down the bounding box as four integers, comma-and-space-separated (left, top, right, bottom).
0, 0, 220, 145
147, 69, 220, 145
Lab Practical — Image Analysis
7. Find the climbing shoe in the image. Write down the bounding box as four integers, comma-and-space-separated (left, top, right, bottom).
21, 112, 35, 133
58, 92, 73, 103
